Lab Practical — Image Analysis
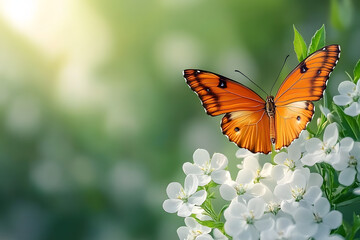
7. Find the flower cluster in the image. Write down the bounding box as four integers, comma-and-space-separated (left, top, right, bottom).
164, 142, 347, 240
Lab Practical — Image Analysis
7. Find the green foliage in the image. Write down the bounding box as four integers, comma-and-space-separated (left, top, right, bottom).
294, 24, 327, 62
308, 24, 326, 55
293, 25, 307, 62
333, 103, 360, 140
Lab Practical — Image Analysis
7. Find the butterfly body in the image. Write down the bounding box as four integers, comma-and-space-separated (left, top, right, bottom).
265, 96, 276, 144
184, 45, 340, 154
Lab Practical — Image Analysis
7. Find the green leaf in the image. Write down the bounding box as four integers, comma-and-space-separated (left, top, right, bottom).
293, 25, 307, 62
308, 25, 326, 55
353, 59, 360, 83
195, 219, 224, 229
332, 103, 360, 140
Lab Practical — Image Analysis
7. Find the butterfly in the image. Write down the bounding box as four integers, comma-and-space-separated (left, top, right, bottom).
183, 44, 340, 154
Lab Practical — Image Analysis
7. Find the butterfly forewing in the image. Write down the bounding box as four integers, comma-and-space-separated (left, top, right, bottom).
274, 44, 340, 105
183, 70, 265, 116
274, 44, 340, 150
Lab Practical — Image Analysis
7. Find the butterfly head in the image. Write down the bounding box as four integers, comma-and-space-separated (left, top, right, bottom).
265, 96, 275, 116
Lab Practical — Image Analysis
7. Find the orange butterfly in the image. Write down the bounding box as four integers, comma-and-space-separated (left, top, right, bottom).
183, 44, 340, 154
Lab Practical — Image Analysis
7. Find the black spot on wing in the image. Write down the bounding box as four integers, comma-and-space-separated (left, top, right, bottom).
218, 78, 227, 88
299, 62, 308, 73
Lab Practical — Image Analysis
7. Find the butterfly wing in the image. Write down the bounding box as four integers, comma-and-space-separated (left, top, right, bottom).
221, 110, 271, 154
274, 44, 340, 149
183, 69, 272, 153
183, 69, 265, 116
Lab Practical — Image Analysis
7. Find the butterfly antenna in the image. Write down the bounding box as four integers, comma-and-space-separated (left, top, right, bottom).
235, 70, 268, 96
270, 55, 290, 95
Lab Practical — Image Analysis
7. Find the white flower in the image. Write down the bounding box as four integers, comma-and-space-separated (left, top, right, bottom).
236, 148, 258, 159
183, 149, 228, 186
301, 123, 340, 166
177, 217, 213, 240
260, 216, 306, 240
272, 142, 303, 183
292, 130, 310, 153
333, 80, 360, 116
219, 157, 268, 201
163, 174, 207, 217
293, 197, 342, 239
332, 139, 360, 186
274, 168, 323, 213
224, 198, 273, 240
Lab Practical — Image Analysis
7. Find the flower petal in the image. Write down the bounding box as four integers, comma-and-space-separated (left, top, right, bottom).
197, 175, 211, 186
224, 218, 245, 237
183, 162, 202, 175
226, 201, 248, 218
333, 95, 352, 106
188, 190, 207, 205
193, 149, 211, 166
236, 169, 254, 184
211, 170, 231, 184
305, 138, 323, 153
184, 174, 198, 195
308, 173, 323, 187
243, 156, 260, 172
211, 153, 228, 170
338, 80, 356, 95
323, 210, 342, 229
324, 123, 338, 147
293, 207, 313, 224
163, 199, 183, 213
236, 148, 254, 158
220, 183, 237, 201
303, 186, 322, 204
301, 153, 320, 166
177, 226, 189, 239
166, 182, 182, 199
314, 197, 330, 218
248, 197, 265, 218
185, 216, 198, 228
338, 167, 356, 186
339, 137, 354, 153
274, 152, 287, 165
178, 202, 194, 217
254, 215, 274, 231
276, 217, 293, 231
274, 184, 292, 200
344, 102, 360, 116
271, 165, 286, 182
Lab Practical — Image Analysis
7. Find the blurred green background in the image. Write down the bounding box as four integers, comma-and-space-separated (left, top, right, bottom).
0, 0, 359, 239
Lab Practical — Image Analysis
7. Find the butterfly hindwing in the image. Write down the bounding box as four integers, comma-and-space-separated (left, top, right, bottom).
221, 110, 272, 154
183, 69, 265, 116
275, 101, 314, 150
